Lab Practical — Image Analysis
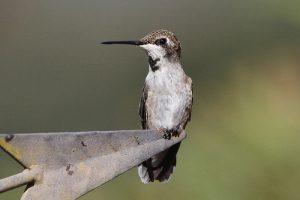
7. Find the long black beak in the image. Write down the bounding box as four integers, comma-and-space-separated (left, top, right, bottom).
101, 40, 144, 45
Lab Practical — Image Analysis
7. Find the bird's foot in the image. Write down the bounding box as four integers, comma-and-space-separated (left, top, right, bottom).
170, 125, 182, 137
160, 126, 182, 140
159, 128, 172, 140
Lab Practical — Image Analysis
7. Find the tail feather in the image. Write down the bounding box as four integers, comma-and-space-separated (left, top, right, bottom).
138, 164, 151, 183
138, 142, 181, 183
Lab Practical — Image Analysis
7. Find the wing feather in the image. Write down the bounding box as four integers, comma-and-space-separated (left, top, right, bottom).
181, 76, 193, 129
139, 83, 148, 129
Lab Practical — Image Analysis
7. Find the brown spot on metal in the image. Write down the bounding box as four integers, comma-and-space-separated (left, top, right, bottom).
81, 141, 87, 147
109, 144, 117, 152
68, 171, 74, 176
134, 136, 140, 145
66, 164, 74, 176
5, 134, 14, 142
66, 164, 71, 171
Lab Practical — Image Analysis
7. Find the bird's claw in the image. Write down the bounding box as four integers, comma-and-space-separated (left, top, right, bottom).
160, 128, 171, 140
160, 126, 181, 140
163, 131, 172, 140
171, 130, 180, 137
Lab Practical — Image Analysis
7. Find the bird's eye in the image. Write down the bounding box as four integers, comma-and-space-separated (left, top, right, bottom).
156, 38, 167, 45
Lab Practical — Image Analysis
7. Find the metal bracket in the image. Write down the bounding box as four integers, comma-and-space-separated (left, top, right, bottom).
0, 130, 186, 200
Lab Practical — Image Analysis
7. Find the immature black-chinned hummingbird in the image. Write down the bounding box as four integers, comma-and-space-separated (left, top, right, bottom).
102, 29, 193, 183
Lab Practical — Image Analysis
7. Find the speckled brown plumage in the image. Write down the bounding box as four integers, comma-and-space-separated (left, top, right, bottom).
140, 29, 182, 60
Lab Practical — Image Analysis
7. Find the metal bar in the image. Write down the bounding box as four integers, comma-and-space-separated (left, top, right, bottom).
0, 130, 186, 200
0, 166, 41, 193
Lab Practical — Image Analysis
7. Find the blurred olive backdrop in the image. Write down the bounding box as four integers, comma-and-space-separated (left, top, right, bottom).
1, 0, 300, 199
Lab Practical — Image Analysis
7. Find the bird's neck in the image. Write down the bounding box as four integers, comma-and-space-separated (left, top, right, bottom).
146, 60, 185, 90
148, 55, 182, 73
146, 57, 185, 87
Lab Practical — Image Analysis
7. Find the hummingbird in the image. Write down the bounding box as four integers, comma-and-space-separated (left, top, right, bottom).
102, 29, 193, 183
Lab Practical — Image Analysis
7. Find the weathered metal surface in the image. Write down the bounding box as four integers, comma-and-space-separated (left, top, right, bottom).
0, 130, 186, 200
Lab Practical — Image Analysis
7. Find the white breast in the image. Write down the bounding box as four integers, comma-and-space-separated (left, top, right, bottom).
145, 62, 189, 130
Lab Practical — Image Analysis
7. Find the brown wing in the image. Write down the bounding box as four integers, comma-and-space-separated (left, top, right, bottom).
139, 83, 148, 129
181, 77, 193, 129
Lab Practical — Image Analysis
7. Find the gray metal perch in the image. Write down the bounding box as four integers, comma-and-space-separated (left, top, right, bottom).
0, 130, 186, 200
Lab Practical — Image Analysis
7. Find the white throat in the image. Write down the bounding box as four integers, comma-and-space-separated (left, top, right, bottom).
140, 44, 182, 73
141, 44, 166, 60
145, 58, 184, 87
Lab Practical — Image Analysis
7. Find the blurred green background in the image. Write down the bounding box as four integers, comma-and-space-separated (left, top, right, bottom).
1, 0, 300, 199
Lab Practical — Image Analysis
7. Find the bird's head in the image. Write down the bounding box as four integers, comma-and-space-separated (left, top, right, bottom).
102, 29, 182, 63
139, 29, 181, 62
